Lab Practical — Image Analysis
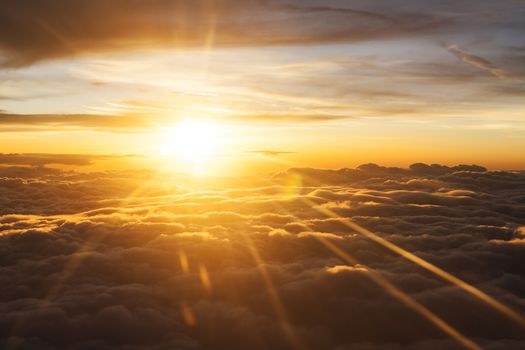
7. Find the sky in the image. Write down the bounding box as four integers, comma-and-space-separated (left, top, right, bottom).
1, 2, 525, 350
1, 0, 524, 174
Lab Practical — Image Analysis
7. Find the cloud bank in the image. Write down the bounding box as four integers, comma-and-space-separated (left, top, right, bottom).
0, 161, 524, 349
2, 1, 524, 133
0, 0, 447, 67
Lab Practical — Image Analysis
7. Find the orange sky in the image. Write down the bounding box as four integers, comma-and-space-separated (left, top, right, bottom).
1, 0, 524, 173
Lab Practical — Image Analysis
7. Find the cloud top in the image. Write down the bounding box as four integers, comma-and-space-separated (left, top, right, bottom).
0, 161, 524, 349
0, 0, 480, 67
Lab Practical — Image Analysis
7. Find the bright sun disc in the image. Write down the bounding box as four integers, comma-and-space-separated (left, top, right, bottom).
160, 120, 222, 162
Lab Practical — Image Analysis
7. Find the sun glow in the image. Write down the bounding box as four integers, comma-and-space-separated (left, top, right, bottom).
159, 120, 224, 174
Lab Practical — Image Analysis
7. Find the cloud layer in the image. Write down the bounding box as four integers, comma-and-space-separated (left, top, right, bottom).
1, 161, 524, 349
0, 0, 447, 67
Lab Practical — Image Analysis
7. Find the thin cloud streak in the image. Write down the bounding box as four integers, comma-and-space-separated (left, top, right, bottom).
445, 44, 509, 79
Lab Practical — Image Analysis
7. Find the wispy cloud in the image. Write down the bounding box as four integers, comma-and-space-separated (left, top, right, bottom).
246, 150, 297, 157
445, 44, 509, 79
0, 113, 152, 132
0, 0, 447, 67
0, 111, 349, 133
0, 153, 139, 166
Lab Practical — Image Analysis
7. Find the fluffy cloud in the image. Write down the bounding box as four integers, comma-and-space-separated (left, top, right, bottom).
0, 161, 524, 349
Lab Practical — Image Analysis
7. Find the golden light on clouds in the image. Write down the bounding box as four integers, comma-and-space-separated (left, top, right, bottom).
1, 1, 525, 349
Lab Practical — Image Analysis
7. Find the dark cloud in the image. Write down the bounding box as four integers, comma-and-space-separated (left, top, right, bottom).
0, 0, 449, 67
0, 160, 524, 349
1, 1, 523, 125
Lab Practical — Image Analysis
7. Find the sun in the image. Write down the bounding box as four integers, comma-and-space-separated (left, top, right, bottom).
159, 120, 223, 173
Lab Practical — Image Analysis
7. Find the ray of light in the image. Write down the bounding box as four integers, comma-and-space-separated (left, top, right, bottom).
4, 175, 167, 350
32, 17, 77, 57
243, 233, 307, 350
201, 12, 217, 63
179, 249, 190, 273
181, 299, 197, 327
270, 160, 525, 329
317, 236, 482, 350
199, 263, 213, 292
267, 199, 481, 350
302, 196, 525, 329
